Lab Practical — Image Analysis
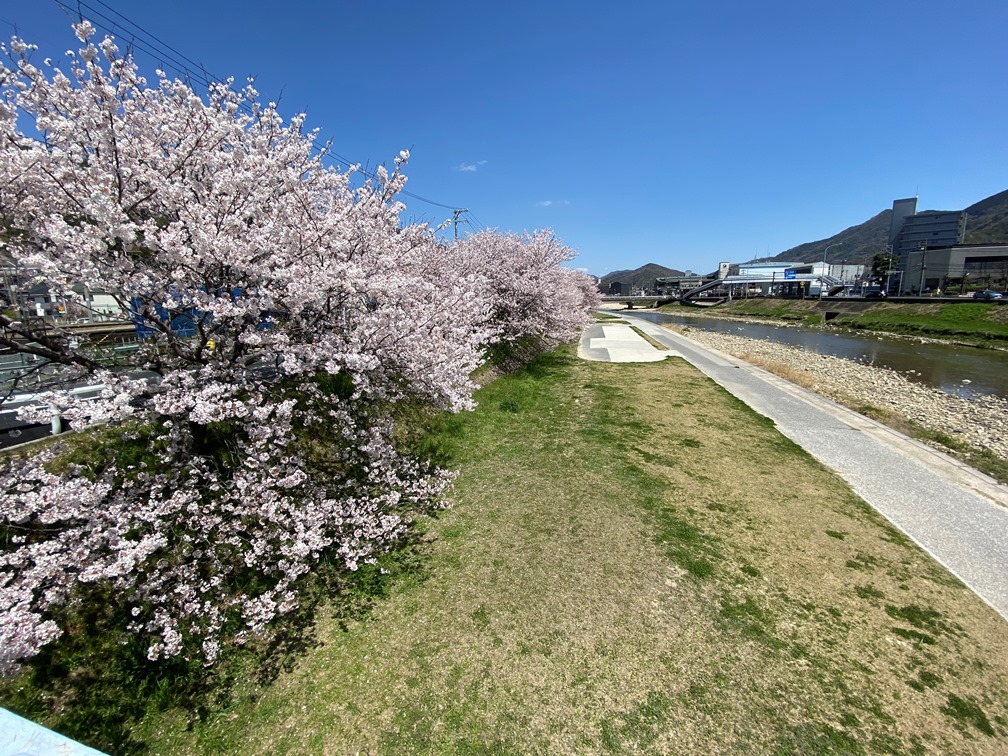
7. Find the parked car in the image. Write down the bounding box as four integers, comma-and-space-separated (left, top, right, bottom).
863, 286, 886, 299
973, 290, 1004, 300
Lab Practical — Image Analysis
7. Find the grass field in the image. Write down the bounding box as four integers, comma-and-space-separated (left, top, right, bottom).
841, 302, 1008, 347
125, 348, 1008, 752
681, 299, 1008, 349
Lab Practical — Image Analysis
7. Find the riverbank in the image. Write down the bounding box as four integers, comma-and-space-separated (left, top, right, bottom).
661, 322, 1008, 483
133, 347, 1008, 753
658, 299, 1008, 351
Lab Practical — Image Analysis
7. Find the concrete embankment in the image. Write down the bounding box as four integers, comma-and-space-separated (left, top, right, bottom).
662, 324, 1008, 463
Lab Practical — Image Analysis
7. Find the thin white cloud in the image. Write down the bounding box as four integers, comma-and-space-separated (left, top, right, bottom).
536, 199, 571, 207
456, 160, 488, 173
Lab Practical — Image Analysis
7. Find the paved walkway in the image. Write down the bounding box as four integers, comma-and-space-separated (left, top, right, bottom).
577, 322, 673, 362
579, 313, 1008, 620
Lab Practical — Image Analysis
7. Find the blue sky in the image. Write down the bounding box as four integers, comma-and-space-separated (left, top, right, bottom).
4, 0, 1007, 276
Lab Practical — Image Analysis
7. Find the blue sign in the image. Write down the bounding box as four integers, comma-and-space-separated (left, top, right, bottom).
131, 290, 276, 340
783, 270, 796, 280
131, 297, 198, 339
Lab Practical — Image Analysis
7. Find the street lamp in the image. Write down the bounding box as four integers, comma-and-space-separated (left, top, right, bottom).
821, 242, 843, 297
823, 242, 844, 267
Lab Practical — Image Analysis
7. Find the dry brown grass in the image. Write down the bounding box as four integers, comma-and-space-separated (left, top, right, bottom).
630, 325, 670, 351
143, 348, 1008, 754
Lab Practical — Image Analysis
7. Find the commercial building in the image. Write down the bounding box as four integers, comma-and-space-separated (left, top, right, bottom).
901, 243, 1008, 295
656, 260, 864, 299
889, 198, 1008, 294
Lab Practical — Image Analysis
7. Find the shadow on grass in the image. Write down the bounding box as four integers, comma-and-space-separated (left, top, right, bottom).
0, 530, 431, 755
0, 340, 573, 753
481, 336, 574, 379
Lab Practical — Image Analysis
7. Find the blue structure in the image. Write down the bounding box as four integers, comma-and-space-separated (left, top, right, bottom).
0, 707, 105, 755
130, 297, 198, 339
130, 290, 276, 340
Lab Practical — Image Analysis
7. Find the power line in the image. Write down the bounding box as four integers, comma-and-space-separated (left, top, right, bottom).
58, 1, 365, 177
53, 0, 223, 97
88, 0, 211, 79
0, 17, 28, 34
400, 191, 460, 211
46, 0, 470, 216
465, 212, 489, 231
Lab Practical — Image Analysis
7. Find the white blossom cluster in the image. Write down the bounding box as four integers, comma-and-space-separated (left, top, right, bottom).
0, 23, 599, 673
453, 229, 601, 344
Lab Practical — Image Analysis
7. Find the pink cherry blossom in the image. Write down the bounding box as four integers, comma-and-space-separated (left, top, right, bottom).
0, 21, 596, 673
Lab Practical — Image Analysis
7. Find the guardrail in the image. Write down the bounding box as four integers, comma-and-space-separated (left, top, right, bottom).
0, 383, 107, 449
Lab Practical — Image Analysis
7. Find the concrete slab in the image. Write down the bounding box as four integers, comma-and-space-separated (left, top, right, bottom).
1, 706, 105, 755
578, 323, 677, 363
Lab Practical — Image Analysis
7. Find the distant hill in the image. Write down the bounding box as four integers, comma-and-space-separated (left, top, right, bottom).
771, 210, 892, 265
771, 188, 1008, 265
964, 189, 1008, 244
598, 263, 685, 291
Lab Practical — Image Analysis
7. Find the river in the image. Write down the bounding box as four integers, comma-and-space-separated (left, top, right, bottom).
627, 310, 1008, 401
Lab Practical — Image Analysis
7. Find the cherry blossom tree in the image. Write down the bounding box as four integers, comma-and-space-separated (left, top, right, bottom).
0, 22, 596, 673
451, 229, 599, 346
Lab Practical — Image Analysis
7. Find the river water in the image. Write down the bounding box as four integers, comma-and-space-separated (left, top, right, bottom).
628, 310, 1008, 401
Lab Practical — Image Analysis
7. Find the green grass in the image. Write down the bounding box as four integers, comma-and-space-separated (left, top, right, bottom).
711, 300, 809, 321
854, 585, 885, 601
0, 548, 424, 754
842, 302, 1008, 346
7, 344, 1008, 753
670, 298, 1008, 349
941, 694, 996, 737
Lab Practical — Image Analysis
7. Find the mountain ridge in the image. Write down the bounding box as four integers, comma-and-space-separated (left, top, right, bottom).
598, 263, 684, 291
593, 189, 1008, 288
770, 188, 1008, 265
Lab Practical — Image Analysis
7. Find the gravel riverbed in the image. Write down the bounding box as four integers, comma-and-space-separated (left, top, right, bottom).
662, 324, 1008, 463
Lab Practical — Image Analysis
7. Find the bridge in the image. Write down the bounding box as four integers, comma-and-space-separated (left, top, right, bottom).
679, 273, 847, 303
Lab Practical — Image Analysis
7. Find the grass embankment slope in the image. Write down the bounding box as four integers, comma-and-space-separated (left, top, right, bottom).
671, 299, 1008, 349
144, 348, 1008, 754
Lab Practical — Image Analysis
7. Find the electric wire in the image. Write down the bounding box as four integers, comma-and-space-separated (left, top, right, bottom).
465, 212, 489, 231
47, 0, 472, 218
87, 0, 215, 81
55, 0, 213, 90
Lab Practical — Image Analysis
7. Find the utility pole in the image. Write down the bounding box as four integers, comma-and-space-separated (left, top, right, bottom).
452, 208, 468, 241
883, 244, 893, 293
918, 240, 928, 295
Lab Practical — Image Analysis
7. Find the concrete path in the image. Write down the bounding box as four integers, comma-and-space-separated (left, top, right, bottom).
580, 313, 1008, 620
577, 322, 675, 363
